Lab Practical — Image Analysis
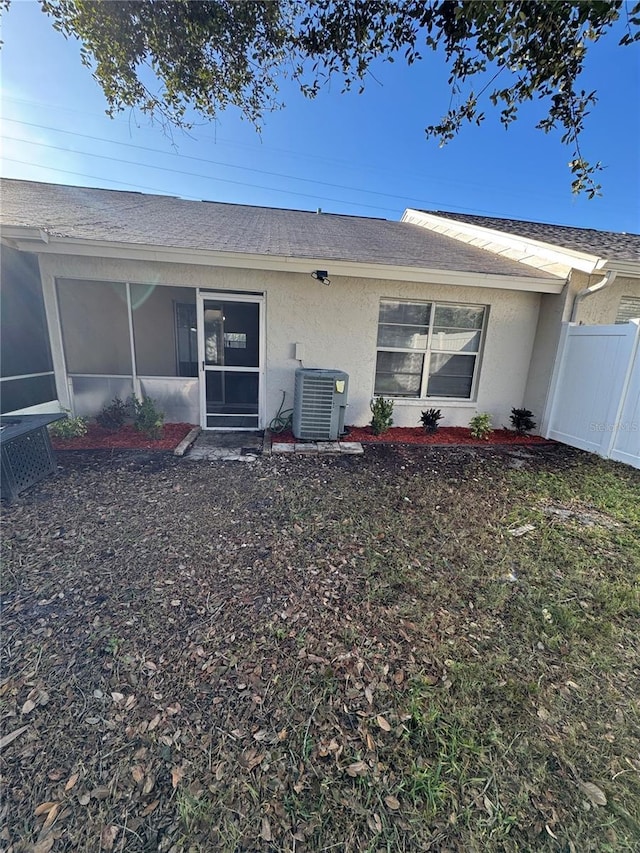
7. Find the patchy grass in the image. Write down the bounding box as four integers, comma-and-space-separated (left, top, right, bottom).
1, 445, 639, 852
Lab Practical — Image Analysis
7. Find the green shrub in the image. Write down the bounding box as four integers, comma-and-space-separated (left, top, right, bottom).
133, 395, 165, 439
469, 412, 493, 440
370, 396, 394, 435
420, 408, 443, 434
49, 413, 88, 439
510, 407, 537, 434
96, 397, 132, 431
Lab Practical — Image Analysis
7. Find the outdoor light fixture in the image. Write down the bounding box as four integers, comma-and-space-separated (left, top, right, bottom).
311, 270, 331, 286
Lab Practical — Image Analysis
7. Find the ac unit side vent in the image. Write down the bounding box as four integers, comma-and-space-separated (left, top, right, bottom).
292, 368, 349, 441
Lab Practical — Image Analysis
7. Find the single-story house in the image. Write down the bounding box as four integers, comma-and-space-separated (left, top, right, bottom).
1, 178, 639, 432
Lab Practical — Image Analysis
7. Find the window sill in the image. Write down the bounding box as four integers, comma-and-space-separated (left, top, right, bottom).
384, 398, 478, 407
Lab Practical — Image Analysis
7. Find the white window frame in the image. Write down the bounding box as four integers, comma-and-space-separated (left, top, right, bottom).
374, 298, 488, 401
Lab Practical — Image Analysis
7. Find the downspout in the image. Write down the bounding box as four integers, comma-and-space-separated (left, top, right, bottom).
570, 269, 617, 322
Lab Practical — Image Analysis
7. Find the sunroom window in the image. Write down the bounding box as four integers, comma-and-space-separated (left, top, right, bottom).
374, 300, 486, 399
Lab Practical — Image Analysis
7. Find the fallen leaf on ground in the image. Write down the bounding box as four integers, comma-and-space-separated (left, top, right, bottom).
384, 795, 400, 810
509, 524, 536, 537
376, 715, 391, 732
0, 726, 29, 749
91, 786, 110, 800
239, 748, 264, 771
42, 804, 59, 830
261, 816, 272, 841
171, 766, 184, 788
579, 781, 607, 806
65, 773, 79, 791
34, 802, 58, 817
346, 761, 368, 777
101, 824, 119, 850
367, 812, 382, 833
140, 800, 159, 817
32, 836, 54, 853
21, 698, 36, 715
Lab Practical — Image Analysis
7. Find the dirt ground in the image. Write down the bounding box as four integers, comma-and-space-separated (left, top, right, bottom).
1, 445, 639, 852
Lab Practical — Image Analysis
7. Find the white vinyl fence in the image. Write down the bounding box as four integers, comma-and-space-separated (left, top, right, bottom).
543, 320, 640, 469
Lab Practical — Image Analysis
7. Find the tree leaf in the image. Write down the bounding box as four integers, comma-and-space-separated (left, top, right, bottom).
42, 803, 59, 830
101, 825, 119, 850
171, 766, 184, 788
376, 714, 391, 732
579, 781, 607, 806
21, 698, 36, 715
346, 760, 367, 777
140, 800, 159, 816
0, 724, 29, 749
65, 773, 80, 791
260, 816, 272, 841
34, 801, 58, 817
384, 795, 400, 810
32, 836, 54, 853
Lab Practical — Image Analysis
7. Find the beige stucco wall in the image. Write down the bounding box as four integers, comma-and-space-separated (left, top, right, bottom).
571, 273, 640, 326
39, 253, 541, 429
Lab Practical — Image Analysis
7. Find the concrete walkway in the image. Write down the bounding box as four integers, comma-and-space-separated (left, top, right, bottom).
184, 430, 364, 461
185, 431, 263, 462
271, 440, 364, 455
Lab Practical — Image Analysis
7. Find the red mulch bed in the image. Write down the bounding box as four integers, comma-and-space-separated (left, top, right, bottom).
274, 426, 553, 446
51, 422, 195, 451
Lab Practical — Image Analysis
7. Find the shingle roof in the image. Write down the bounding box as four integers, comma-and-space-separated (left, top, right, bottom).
0, 179, 558, 279
422, 210, 640, 262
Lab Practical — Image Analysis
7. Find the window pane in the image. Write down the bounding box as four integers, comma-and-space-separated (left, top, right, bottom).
58, 279, 132, 375
175, 303, 198, 377
427, 354, 475, 398
379, 301, 431, 326
206, 414, 259, 429
205, 371, 259, 414
1, 247, 53, 378
431, 328, 481, 353
434, 305, 484, 330
377, 325, 428, 349
0, 374, 57, 414
204, 301, 259, 367
131, 285, 197, 377
374, 351, 423, 396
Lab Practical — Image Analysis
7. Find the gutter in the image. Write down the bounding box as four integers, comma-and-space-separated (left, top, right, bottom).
570, 270, 617, 322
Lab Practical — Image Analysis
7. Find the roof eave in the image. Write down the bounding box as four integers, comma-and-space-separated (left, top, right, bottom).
600, 259, 640, 278
6, 232, 565, 294
402, 208, 604, 275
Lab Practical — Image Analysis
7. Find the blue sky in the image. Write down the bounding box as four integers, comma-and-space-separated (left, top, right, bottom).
1, 1, 639, 231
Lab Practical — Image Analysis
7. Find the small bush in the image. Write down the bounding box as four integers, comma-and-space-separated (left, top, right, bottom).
133, 395, 165, 439
49, 413, 88, 439
96, 397, 132, 431
469, 412, 493, 440
510, 407, 537, 434
420, 408, 443, 434
370, 396, 394, 435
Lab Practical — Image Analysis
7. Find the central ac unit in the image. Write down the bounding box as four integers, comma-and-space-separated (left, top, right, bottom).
292, 368, 349, 441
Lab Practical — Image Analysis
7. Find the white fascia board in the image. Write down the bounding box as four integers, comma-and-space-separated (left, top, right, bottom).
600, 259, 640, 278
10, 234, 565, 294
402, 209, 602, 275
1, 225, 49, 245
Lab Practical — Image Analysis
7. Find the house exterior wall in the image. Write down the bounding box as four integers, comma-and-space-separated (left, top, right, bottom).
37, 253, 541, 429
572, 274, 640, 326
